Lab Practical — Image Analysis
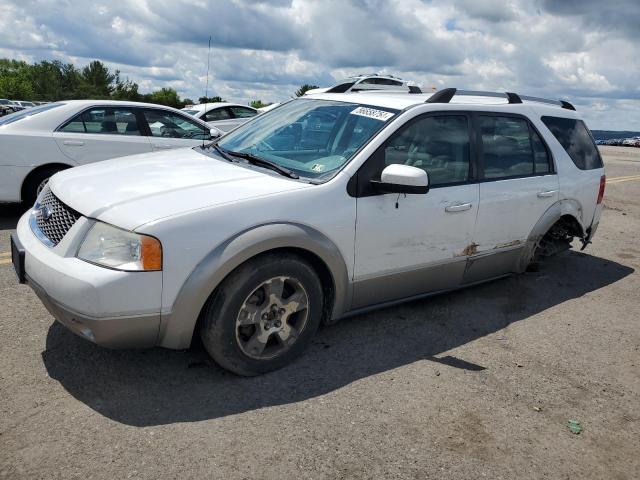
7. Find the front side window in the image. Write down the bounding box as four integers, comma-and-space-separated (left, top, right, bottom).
541, 116, 602, 170
379, 115, 470, 186
59, 107, 141, 135
143, 109, 208, 139
230, 106, 257, 118
479, 116, 535, 179
204, 108, 231, 122
214, 99, 398, 179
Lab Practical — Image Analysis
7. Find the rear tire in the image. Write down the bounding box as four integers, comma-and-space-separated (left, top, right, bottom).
199, 253, 324, 376
22, 166, 64, 207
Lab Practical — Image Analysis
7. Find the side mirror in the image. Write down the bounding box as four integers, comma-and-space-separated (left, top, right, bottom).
209, 127, 223, 140
371, 164, 429, 194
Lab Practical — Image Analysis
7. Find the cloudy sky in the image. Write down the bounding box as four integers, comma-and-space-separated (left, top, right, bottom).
1, 0, 638, 129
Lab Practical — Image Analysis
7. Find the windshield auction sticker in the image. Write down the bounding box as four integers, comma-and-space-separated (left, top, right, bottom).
350, 106, 394, 121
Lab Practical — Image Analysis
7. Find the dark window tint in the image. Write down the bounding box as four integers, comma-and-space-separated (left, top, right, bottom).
541, 116, 603, 170
59, 107, 140, 135
230, 106, 257, 118
480, 116, 534, 178
531, 128, 550, 173
204, 107, 230, 121
143, 109, 208, 140
381, 115, 470, 186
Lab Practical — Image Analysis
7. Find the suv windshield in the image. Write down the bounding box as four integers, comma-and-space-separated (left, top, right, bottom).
214, 99, 398, 180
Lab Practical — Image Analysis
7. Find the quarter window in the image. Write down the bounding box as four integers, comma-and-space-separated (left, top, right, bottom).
143, 110, 208, 140
59, 108, 141, 135
380, 115, 471, 186
541, 116, 602, 170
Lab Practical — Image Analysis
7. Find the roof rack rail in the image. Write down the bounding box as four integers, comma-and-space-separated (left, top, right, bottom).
349, 85, 424, 94
425, 88, 576, 110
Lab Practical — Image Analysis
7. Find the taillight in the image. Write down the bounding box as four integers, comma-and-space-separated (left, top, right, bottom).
597, 175, 606, 204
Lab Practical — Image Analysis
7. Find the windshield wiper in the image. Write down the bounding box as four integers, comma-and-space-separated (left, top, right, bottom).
227, 150, 299, 179
210, 143, 235, 162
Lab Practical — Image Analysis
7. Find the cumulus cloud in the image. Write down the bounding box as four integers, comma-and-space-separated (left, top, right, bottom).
0, 0, 638, 128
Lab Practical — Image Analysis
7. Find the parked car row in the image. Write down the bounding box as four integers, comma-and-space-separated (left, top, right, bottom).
0, 99, 49, 116
0, 100, 222, 204
596, 137, 640, 147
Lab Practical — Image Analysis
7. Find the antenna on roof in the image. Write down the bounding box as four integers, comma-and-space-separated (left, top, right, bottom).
202, 35, 212, 148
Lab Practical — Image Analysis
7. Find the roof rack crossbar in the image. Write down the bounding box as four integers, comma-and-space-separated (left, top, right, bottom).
426, 88, 576, 110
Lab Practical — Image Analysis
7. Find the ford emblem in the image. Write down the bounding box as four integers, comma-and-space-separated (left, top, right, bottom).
40, 205, 54, 222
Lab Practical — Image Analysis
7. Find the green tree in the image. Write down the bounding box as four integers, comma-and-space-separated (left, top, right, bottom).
198, 95, 223, 104
144, 87, 182, 108
81, 60, 115, 97
0, 59, 34, 98
250, 100, 271, 109
294, 84, 319, 97
183, 98, 194, 106
111, 72, 140, 101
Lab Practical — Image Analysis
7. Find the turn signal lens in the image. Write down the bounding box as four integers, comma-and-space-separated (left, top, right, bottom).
141, 236, 162, 271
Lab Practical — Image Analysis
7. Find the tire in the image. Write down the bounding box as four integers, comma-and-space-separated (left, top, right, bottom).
199, 253, 324, 376
22, 166, 64, 207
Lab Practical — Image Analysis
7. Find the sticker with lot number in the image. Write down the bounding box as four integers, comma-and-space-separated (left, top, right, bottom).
350, 106, 394, 121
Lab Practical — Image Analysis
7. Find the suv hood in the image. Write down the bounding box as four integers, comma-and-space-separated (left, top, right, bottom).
49, 147, 311, 230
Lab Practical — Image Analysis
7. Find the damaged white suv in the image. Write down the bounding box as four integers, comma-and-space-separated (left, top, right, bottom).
12, 88, 605, 375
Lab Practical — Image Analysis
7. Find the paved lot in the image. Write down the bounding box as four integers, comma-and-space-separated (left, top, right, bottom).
1, 146, 639, 479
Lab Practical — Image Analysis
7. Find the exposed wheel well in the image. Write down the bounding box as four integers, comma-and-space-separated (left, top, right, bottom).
195, 247, 337, 338
534, 214, 585, 260
21, 163, 72, 201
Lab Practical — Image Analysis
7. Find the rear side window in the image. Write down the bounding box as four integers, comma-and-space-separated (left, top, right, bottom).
541, 116, 603, 170
59, 107, 141, 135
204, 107, 231, 121
479, 116, 534, 178
230, 106, 257, 118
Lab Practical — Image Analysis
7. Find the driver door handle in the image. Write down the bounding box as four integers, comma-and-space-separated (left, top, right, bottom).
63, 140, 84, 146
537, 190, 557, 198
153, 144, 173, 150
445, 203, 472, 213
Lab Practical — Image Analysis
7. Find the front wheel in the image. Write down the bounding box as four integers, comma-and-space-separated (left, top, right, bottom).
199, 253, 324, 376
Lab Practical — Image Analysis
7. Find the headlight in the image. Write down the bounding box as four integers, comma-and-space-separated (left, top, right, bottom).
77, 222, 162, 271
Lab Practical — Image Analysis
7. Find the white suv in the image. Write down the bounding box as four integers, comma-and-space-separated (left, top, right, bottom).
11, 88, 606, 375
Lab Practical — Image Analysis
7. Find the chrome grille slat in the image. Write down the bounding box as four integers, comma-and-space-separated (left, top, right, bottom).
33, 186, 80, 246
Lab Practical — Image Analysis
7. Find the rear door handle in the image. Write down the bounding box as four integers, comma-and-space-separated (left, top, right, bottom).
537, 190, 557, 198
63, 140, 84, 146
153, 144, 173, 150
445, 203, 472, 212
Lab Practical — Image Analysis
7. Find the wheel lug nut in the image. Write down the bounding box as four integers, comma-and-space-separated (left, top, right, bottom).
279, 308, 285, 315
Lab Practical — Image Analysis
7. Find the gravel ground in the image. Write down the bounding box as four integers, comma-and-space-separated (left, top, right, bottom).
1, 146, 639, 479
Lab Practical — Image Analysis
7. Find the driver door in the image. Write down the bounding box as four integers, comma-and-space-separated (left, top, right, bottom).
352, 113, 479, 308
141, 108, 211, 150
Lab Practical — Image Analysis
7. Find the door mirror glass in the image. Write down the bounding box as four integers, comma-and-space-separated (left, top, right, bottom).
373, 164, 429, 194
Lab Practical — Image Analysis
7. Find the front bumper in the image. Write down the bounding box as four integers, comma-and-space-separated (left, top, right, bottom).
15, 211, 162, 348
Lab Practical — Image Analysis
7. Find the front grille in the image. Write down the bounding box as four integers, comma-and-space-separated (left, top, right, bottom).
33, 186, 80, 246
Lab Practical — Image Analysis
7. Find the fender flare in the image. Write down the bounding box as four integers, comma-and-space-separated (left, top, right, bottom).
158, 223, 351, 349
515, 200, 585, 272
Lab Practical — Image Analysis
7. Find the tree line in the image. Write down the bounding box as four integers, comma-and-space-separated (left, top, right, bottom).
0, 58, 319, 109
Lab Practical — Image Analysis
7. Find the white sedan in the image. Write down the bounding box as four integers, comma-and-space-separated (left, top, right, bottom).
0, 100, 220, 205
181, 102, 257, 132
